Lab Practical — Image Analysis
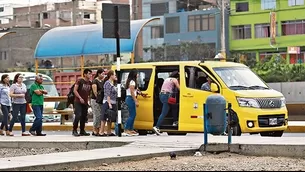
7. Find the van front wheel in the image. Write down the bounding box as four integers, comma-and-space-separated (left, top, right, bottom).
260, 130, 283, 137
231, 124, 242, 136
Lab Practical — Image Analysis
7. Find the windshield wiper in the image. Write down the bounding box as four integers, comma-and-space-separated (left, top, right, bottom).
248, 85, 269, 90
229, 85, 251, 90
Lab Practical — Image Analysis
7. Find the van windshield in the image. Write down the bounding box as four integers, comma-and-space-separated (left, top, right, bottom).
213, 67, 269, 90
23, 80, 59, 96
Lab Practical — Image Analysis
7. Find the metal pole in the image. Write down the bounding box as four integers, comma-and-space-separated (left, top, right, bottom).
203, 104, 208, 151
220, 0, 226, 59
228, 103, 232, 151
35, 58, 39, 75
115, 5, 122, 137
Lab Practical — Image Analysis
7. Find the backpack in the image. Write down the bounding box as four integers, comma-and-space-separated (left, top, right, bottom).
66, 79, 85, 108
25, 89, 32, 104
95, 79, 105, 104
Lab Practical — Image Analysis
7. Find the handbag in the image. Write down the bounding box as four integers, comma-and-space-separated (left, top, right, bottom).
105, 108, 117, 122
26, 103, 32, 114
168, 93, 177, 104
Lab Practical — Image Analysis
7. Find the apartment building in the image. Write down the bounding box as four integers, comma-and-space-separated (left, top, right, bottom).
230, 0, 305, 64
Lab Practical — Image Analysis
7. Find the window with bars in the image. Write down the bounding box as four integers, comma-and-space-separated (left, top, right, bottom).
281, 20, 305, 36
188, 14, 215, 32
150, 2, 169, 17
255, 23, 278, 38
232, 25, 252, 40
261, 0, 276, 10
151, 26, 164, 39
288, 0, 304, 6
165, 17, 180, 33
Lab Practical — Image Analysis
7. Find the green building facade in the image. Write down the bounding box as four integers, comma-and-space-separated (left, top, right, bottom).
229, 0, 305, 64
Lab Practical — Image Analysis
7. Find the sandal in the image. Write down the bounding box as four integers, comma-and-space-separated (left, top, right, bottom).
98, 133, 107, 137
107, 133, 116, 136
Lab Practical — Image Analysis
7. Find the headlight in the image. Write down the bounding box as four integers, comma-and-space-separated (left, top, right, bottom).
280, 97, 286, 107
237, 98, 260, 108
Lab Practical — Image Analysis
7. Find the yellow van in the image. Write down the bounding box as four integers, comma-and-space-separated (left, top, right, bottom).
113, 60, 288, 137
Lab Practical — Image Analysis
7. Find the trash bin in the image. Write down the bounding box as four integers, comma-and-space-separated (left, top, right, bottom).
205, 94, 227, 135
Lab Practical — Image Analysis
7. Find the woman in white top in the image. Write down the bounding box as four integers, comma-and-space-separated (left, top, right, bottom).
124, 69, 140, 136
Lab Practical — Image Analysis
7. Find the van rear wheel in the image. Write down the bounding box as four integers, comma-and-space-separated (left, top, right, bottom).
260, 130, 283, 137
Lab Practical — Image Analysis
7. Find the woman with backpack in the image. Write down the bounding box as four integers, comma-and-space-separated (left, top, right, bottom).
99, 70, 117, 136
8, 73, 31, 136
0, 74, 12, 136
90, 69, 106, 136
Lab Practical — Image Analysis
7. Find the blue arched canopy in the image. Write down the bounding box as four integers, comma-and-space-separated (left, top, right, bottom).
34, 17, 160, 59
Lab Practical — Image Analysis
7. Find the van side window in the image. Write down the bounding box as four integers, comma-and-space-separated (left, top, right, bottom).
184, 66, 211, 91
120, 69, 152, 91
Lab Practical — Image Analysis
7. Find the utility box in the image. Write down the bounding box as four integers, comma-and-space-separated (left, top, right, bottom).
205, 94, 227, 135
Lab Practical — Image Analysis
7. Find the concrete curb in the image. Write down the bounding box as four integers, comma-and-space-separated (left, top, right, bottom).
1, 149, 198, 171
199, 143, 305, 158
12, 125, 305, 133
0, 141, 129, 149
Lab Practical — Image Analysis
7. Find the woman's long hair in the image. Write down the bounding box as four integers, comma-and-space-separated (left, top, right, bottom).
126, 68, 138, 89
1, 74, 9, 86
94, 69, 104, 79
13, 73, 22, 84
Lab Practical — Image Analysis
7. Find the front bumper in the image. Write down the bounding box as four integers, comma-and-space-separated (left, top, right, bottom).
237, 107, 288, 133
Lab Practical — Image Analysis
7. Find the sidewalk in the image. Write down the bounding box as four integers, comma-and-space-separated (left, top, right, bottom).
1, 134, 305, 170
11, 121, 305, 132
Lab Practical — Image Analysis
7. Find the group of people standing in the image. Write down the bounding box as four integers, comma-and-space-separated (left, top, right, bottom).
0, 73, 47, 136
0, 69, 181, 137
72, 68, 142, 137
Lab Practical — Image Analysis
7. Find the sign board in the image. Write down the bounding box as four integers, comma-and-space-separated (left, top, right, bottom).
288, 46, 300, 54
102, 4, 131, 39
270, 12, 276, 45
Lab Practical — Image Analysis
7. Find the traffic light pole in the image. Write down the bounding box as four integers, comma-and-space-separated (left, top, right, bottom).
115, 5, 122, 137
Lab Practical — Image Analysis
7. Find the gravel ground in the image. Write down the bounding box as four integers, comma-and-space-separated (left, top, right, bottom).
0, 148, 84, 158
76, 153, 305, 171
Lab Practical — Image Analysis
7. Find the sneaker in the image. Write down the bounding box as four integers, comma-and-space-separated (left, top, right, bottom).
29, 130, 36, 136
130, 130, 139, 136
36, 133, 46, 136
72, 130, 80, 137
173, 121, 178, 127
80, 130, 90, 136
0, 130, 4, 136
22, 132, 31, 136
152, 126, 161, 135
122, 132, 131, 137
6, 131, 14, 136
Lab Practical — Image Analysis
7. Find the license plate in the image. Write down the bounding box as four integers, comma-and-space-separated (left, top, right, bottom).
269, 118, 278, 125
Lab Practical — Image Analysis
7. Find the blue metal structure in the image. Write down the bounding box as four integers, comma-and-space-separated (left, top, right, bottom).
34, 18, 160, 59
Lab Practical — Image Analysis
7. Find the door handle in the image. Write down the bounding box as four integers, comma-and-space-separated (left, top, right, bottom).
183, 94, 194, 98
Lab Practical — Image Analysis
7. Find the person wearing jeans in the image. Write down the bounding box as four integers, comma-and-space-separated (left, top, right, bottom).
153, 71, 180, 136
124, 68, 146, 136
72, 69, 92, 137
0, 74, 12, 136
9, 73, 31, 136
29, 75, 48, 136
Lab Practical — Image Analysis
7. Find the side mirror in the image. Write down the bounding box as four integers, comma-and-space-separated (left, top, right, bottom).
211, 83, 219, 93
